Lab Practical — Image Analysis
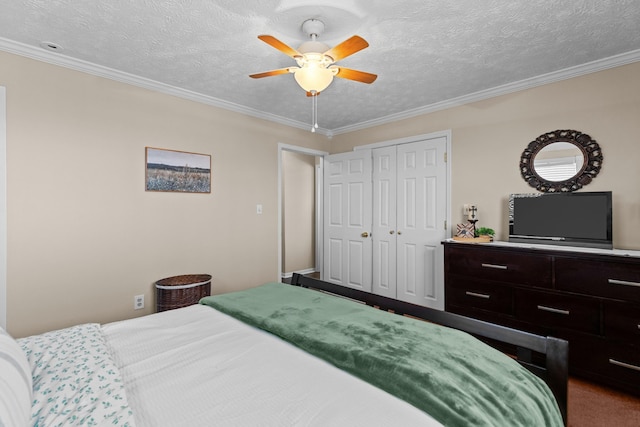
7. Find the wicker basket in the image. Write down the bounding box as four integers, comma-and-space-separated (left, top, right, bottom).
155, 274, 212, 312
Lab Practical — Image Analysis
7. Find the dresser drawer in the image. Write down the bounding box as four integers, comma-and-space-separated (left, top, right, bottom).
555, 257, 640, 303
565, 336, 640, 393
446, 278, 513, 315
515, 289, 601, 334
605, 343, 640, 390
603, 301, 640, 342
445, 245, 552, 288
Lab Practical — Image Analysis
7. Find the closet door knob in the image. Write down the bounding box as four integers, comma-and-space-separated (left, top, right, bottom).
397, 231, 402, 235
389, 230, 395, 234
361, 232, 369, 238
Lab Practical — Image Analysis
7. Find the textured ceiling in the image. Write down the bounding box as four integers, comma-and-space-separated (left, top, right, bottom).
1, 0, 640, 135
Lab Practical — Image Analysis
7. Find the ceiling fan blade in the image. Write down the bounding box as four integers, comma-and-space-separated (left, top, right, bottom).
334, 67, 377, 84
323, 35, 369, 62
249, 68, 295, 79
257, 35, 301, 58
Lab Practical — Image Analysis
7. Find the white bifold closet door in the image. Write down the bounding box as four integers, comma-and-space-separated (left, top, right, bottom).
324, 136, 447, 309
372, 138, 447, 309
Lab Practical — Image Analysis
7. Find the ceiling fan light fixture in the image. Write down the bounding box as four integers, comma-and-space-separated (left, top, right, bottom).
294, 63, 334, 92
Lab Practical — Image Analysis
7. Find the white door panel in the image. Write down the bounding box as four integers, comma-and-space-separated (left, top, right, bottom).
396, 138, 447, 308
327, 238, 343, 283
348, 240, 365, 287
323, 150, 372, 291
372, 146, 396, 298
422, 244, 437, 299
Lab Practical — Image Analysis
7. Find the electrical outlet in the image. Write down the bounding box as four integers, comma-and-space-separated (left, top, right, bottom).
134, 294, 144, 310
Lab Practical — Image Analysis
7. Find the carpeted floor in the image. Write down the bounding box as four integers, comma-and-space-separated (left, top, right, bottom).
569, 377, 640, 426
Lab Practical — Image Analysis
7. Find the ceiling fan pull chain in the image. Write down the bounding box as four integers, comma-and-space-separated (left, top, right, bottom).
314, 93, 319, 130
310, 90, 318, 132
311, 92, 315, 132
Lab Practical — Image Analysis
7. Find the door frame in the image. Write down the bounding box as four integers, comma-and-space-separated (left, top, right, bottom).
0, 87, 6, 329
277, 143, 328, 281
354, 129, 453, 241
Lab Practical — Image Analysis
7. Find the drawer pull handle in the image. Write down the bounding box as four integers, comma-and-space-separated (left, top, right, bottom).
465, 291, 491, 299
537, 305, 570, 315
481, 263, 507, 270
608, 278, 640, 288
609, 359, 640, 372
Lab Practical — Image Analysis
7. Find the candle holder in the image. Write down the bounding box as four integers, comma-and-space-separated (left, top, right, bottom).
467, 205, 478, 236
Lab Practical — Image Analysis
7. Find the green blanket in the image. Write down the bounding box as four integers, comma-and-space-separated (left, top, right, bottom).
200, 282, 563, 427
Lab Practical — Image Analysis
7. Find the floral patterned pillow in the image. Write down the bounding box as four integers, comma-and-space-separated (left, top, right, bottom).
18, 323, 136, 427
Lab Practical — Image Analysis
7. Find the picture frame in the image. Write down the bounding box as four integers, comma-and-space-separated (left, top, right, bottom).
455, 223, 476, 238
145, 147, 211, 193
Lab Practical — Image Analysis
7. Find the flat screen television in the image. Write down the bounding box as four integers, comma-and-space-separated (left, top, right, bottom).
509, 191, 612, 249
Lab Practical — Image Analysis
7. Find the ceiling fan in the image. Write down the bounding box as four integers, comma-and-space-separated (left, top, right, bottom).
249, 19, 377, 96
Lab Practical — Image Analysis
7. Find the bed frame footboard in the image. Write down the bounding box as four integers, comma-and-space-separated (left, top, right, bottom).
290, 273, 568, 426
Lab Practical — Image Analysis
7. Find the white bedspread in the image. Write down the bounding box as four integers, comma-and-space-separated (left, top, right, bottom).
102, 304, 442, 427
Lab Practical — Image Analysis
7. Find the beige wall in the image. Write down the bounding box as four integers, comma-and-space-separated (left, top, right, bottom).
3, 50, 639, 337
331, 62, 640, 250
1, 51, 329, 337
282, 151, 316, 274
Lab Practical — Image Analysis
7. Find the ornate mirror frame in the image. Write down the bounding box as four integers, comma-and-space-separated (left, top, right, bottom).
519, 129, 603, 192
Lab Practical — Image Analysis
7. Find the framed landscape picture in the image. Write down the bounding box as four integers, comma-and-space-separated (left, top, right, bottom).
145, 147, 211, 193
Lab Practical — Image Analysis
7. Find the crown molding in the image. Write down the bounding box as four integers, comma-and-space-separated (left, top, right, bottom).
0, 37, 336, 136
331, 49, 640, 135
1, 37, 638, 138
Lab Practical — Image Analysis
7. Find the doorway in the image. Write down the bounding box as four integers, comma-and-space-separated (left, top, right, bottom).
277, 143, 327, 282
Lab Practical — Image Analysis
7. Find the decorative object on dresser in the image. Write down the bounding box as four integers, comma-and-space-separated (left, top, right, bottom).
519, 129, 603, 192
443, 240, 640, 396
455, 222, 475, 238
155, 274, 212, 311
452, 233, 492, 243
454, 204, 494, 242
475, 227, 495, 241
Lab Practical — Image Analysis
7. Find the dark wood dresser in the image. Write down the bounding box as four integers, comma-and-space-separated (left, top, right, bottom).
443, 240, 640, 395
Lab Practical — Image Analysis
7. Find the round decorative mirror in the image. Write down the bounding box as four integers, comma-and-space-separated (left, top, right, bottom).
519, 129, 603, 192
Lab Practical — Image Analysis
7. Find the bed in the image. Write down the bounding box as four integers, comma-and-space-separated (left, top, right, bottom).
2, 275, 567, 427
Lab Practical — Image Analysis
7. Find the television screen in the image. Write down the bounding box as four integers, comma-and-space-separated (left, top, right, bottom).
509, 191, 612, 249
